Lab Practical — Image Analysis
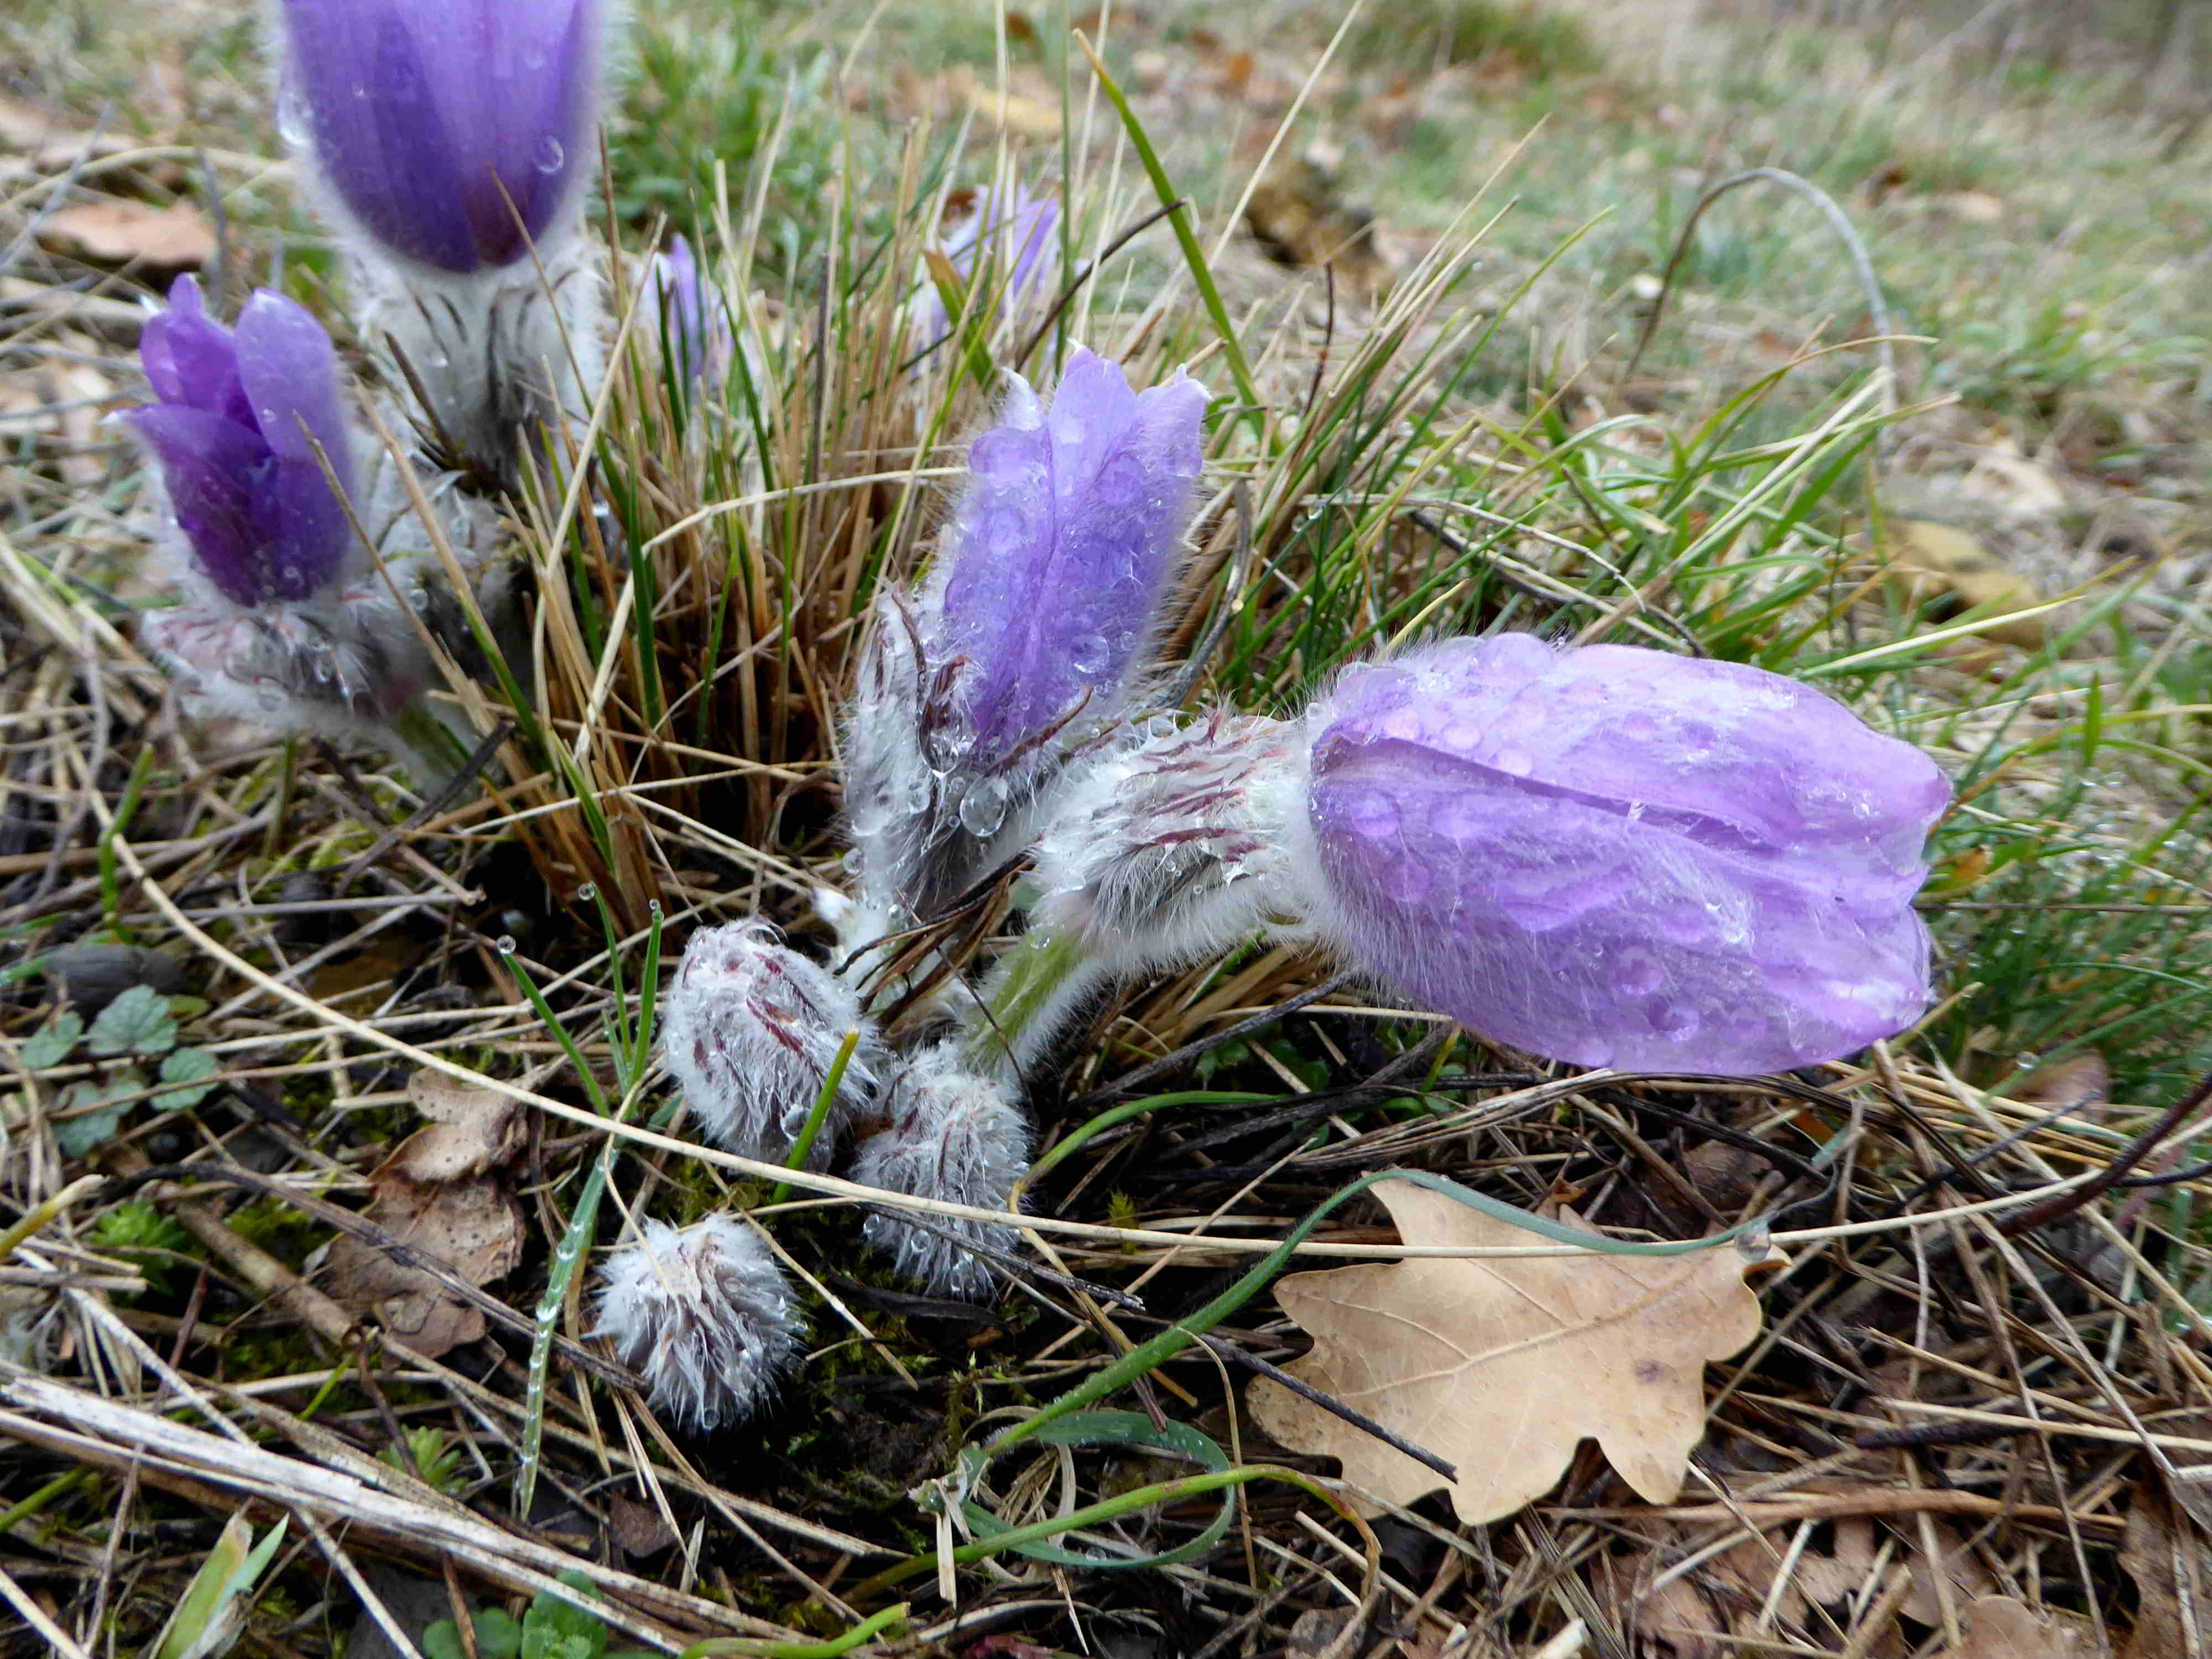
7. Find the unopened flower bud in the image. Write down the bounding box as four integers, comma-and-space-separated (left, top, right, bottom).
851, 1046, 1030, 1299
1298, 633, 1949, 1074
845, 349, 1209, 924
660, 921, 885, 1166
591, 1215, 803, 1431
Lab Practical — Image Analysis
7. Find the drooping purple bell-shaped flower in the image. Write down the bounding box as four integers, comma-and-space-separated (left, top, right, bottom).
1300, 633, 1950, 1076
123, 275, 357, 607
842, 348, 1209, 928
275, 0, 601, 275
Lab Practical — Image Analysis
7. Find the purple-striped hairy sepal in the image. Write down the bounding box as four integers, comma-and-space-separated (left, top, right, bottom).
844, 349, 1209, 923
851, 1046, 1030, 1300
660, 921, 886, 1167
912, 180, 1059, 349
591, 1215, 804, 1432
1300, 632, 1950, 1075
1031, 709, 1306, 974
275, 0, 602, 278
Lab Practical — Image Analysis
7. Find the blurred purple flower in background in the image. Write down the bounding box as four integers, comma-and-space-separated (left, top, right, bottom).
123, 275, 357, 607
914, 181, 1060, 345
276, 0, 600, 274
1300, 633, 1949, 1075
651, 233, 730, 388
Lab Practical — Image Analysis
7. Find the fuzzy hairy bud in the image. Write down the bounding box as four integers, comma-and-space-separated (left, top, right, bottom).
591, 1215, 803, 1431
1300, 632, 1950, 1074
660, 921, 886, 1166
851, 1046, 1030, 1300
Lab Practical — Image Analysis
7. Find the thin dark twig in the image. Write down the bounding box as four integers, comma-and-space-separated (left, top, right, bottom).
337, 718, 515, 890
1993, 1065, 2212, 1237
1065, 971, 1361, 1111
100, 1162, 637, 1387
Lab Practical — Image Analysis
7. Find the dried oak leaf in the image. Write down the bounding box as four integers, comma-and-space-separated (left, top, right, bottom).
1247, 1184, 1783, 1523
1937, 1595, 2099, 1658
36, 199, 215, 272
319, 1074, 523, 1357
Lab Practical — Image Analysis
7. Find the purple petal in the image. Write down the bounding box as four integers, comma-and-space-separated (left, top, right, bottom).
123, 405, 271, 606
937, 349, 1209, 763
279, 0, 597, 273
1305, 634, 1949, 1074
140, 276, 252, 426
234, 291, 352, 477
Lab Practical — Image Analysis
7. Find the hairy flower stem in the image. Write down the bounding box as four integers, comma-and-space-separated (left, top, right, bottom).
962, 927, 1107, 1080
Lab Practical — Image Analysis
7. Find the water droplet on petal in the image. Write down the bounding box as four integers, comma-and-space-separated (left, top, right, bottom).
958, 775, 1011, 837
533, 135, 566, 174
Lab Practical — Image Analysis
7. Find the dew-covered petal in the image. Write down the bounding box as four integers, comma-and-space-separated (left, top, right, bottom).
139, 276, 252, 425
279, 0, 597, 273
1305, 634, 1949, 1074
937, 348, 1209, 764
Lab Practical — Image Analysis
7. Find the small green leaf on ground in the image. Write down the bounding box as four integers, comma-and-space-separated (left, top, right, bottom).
88, 985, 177, 1058
21, 1011, 81, 1070
53, 1074, 140, 1155
153, 1047, 220, 1111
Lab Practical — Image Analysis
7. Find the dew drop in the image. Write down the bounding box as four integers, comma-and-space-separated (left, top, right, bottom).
575, 883, 598, 902
958, 775, 1011, 836
648, 899, 663, 917
1095, 452, 1144, 503
533, 135, 566, 174
1493, 746, 1536, 777
1069, 633, 1110, 676
495, 934, 517, 954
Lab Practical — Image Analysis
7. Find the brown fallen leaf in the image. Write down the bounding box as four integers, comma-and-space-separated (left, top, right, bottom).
37, 197, 216, 272
319, 1072, 524, 1358
1885, 519, 2050, 648
1247, 1184, 1783, 1522
1936, 1595, 2100, 1658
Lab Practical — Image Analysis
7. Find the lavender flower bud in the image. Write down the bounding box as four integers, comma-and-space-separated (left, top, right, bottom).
275, 0, 600, 276
660, 922, 886, 1167
591, 1215, 803, 1431
852, 1046, 1030, 1299
913, 180, 1060, 347
1298, 633, 1950, 1074
651, 233, 731, 389
125, 276, 356, 607
845, 350, 1209, 924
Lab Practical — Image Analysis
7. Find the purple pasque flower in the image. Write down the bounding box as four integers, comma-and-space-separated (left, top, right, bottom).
124, 275, 357, 607
651, 233, 730, 388
914, 180, 1060, 345
1300, 633, 1950, 1076
844, 349, 1209, 922
275, 0, 600, 275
